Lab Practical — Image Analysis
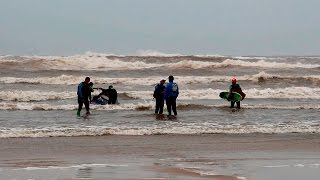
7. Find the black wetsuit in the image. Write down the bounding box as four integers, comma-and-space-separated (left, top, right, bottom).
153, 83, 166, 114
100, 88, 118, 104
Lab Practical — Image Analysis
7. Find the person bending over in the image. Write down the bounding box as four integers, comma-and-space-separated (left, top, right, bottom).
97, 85, 118, 104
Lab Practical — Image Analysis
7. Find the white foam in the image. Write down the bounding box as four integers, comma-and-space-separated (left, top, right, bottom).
244, 104, 320, 110
44, 56, 158, 71
1, 87, 320, 103
1, 55, 319, 70
164, 59, 320, 69
221, 59, 320, 69
233, 56, 273, 60
135, 50, 225, 58
263, 165, 290, 168
0, 101, 154, 111
130, 87, 320, 100
2, 72, 320, 86
309, 164, 320, 167
1, 124, 320, 138
1, 101, 319, 111
244, 87, 320, 99
0, 75, 84, 85
14, 163, 128, 171
263, 164, 320, 168
0, 55, 159, 71
237, 177, 248, 180
0, 90, 74, 102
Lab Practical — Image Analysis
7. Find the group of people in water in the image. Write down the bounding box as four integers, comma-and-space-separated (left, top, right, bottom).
153, 75, 179, 116
76, 75, 245, 117
76, 77, 118, 116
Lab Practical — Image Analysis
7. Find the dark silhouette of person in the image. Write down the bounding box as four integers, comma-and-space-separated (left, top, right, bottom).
153, 78, 166, 114
228, 77, 246, 109
98, 85, 118, 104
77, 77, 91, 116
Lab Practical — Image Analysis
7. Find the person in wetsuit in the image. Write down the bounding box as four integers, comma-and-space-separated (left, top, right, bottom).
97, 85, 118, 104
228, 77, 246, 109
153, 78, 166, 114
77, 77, 92, 116
164, 75, 179, 116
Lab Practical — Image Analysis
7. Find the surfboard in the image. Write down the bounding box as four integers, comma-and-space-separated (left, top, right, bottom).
219, 92, 242, 102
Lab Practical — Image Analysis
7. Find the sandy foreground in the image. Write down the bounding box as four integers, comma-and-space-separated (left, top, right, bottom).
0, 134, 320, 180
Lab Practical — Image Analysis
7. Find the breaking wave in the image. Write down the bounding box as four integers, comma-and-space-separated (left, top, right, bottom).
1, 86, 320, 102
1, 54, 319, 71
1, 72, 320, 85
0, 101, 320, 111
1, 123, 320, 138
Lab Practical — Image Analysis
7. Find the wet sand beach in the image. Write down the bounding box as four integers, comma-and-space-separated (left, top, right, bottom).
1, 134, 320, 180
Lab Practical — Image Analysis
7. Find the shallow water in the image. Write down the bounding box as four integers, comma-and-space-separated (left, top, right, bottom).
1, 54, 320, 137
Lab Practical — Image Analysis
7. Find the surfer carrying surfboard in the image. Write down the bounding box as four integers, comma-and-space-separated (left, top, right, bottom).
228, 77, 246, 109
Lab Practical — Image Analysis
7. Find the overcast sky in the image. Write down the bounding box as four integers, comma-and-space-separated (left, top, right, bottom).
0, 0, 319, 56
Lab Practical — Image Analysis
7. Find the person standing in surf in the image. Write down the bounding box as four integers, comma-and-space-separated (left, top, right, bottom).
164, 75, 179, 116
77, 77, 92, 116
104, 85, 118, 104
153, 78, 166, 114
228, 77, 246, 109
94, 85, 118, 104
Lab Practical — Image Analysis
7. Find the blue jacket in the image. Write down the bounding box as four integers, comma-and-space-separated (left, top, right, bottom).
164, 82, 179, 99
77, 82, 85, 98
77, 82, 92, 98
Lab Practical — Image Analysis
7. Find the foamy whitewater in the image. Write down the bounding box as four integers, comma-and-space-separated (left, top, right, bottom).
1, 53, 320, 137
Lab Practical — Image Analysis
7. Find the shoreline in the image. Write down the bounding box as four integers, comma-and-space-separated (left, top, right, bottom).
1, 134, 320, 179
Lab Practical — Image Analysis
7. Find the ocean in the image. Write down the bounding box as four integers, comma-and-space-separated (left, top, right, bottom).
0, 53, 320, 179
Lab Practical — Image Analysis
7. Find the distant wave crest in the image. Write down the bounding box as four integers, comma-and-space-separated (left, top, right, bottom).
1, 55, 319, 71
2, 72, 320, 85
1, 87, 320, 102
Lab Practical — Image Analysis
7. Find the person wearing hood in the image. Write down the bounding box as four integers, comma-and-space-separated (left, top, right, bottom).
228, 77, 246, 109
153, 78, 166, 114
97, 85, 118, 104
106, 85, 118, 104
